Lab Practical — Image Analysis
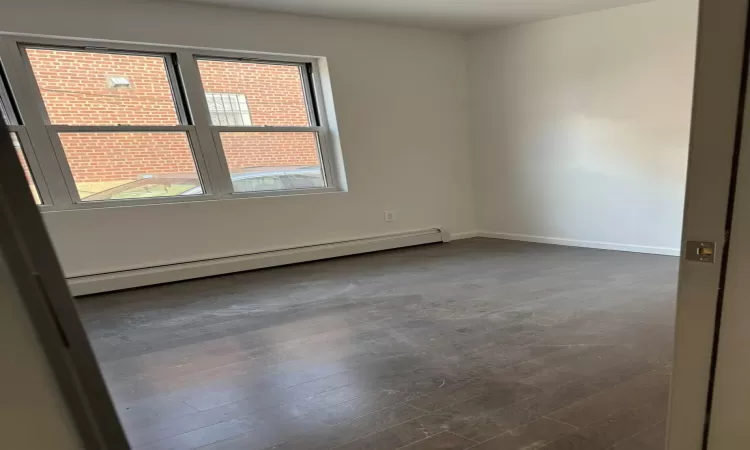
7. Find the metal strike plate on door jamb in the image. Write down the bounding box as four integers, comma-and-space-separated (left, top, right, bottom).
685, 241, 716, 263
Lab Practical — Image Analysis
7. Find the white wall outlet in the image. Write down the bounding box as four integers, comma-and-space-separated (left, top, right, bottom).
384, 211, 396, 222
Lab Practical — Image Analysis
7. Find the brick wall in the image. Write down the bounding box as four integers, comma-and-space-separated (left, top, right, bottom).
197, 59, 309, 126
57, 132, 198, 179
26, 49, 320, 183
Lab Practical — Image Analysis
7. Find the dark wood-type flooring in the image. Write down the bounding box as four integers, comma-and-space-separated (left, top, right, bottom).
78, 238, 677, 450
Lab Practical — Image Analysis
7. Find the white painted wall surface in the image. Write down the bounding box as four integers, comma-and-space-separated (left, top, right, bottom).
0, 0, 475, 277
0, 256, 81, 449
468, 0, 698, 254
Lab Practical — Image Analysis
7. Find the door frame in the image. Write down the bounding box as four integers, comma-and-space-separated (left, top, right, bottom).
0, 120, 129, 447
704, 12, 750, 447
667, 0, 750, 449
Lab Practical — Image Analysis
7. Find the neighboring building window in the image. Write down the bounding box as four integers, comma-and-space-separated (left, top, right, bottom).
205, 92, 251, 126
0, 34, 342, 209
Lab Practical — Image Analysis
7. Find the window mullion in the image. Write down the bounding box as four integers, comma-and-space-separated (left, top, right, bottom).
45, 131, 82, 203
175, 51, 233, 197
46, 125, 197, 133
0, 37, 75, 207
206, 126, 322, 133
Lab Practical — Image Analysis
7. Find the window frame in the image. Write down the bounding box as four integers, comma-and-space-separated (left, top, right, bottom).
21, 44, 214, 205
195, 55, 334, 196
0, 65, 17, 124
9, 129, 50, 205
0, 58, 54, 205
0, 33, 345, 211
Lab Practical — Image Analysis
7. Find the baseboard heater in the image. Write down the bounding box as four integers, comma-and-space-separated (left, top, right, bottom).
68, 228, 448, 296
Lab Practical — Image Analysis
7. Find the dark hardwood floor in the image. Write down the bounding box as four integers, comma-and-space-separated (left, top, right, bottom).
77, 238, 677, 450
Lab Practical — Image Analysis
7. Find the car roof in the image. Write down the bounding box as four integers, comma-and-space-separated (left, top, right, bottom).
230, 167, 320, 180
128, 166, 320, 182
83, 166, 323, 200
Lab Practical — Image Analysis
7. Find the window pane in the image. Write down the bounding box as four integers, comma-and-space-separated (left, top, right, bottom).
198, 60, 311, 127
10, 133, 42, 204
26, 48, 180, 126
219, 132, 324, 192
58, 132, 203, 201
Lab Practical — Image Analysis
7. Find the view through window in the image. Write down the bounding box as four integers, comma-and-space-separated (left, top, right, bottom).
0, 35, 339, 208
25, 48, 203, 201
197, 59, 325, 193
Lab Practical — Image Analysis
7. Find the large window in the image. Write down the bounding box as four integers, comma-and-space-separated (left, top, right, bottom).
0, 34, 342, 209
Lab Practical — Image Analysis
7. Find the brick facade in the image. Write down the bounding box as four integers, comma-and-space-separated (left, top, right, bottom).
26, 49, 320, 184
57, 132, 199, 179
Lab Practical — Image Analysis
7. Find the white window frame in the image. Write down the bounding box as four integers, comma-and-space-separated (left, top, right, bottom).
0, 33, 346, 211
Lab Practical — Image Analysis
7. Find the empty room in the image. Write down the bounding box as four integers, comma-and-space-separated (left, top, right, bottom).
0, 0, 699, 448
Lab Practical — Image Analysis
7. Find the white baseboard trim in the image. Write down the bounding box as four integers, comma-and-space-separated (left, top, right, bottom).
69, 228, 444, 296
477, 231, 681, 256
449, 231, 479, 241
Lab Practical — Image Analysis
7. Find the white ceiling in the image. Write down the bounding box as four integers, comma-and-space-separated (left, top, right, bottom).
179, 0, 649, 31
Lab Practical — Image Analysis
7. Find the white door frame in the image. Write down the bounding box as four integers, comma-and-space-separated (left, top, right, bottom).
667, 0, 750, 449
704, 17, 750, 448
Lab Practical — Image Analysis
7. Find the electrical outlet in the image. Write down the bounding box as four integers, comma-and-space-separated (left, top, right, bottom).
384, 211, 396, 222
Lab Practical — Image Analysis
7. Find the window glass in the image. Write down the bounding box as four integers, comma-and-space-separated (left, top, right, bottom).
218, 132, 325, 193
58, 132, 202, 201
26, 48, 181, 126
10, 133, 42, 204
198, 60, 310, 127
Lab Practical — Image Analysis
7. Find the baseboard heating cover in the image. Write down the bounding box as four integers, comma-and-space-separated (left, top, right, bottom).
68, 228, 446, 296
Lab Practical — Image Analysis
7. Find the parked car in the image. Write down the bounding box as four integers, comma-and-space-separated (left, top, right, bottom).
83, 166, 325, 201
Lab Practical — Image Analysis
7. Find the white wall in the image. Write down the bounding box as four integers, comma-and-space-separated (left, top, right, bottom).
469, 0, 698, 254
0, 256, 81, 449
0, 0, 475, 277
2, 0, 700, 277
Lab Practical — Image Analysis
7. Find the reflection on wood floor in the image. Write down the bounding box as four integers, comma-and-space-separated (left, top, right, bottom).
78, 238, 676, 450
